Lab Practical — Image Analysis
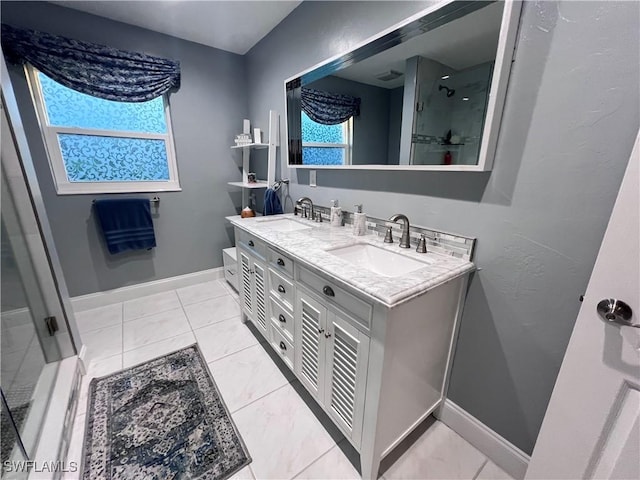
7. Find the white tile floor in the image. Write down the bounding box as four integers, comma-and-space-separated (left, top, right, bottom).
67, 279, 513, 480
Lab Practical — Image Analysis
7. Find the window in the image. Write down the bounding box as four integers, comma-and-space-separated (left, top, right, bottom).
301, 111, 352, 166
26, 67, 180, 194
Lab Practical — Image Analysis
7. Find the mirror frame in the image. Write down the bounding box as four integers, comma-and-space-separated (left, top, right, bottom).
284, 0, 522, 172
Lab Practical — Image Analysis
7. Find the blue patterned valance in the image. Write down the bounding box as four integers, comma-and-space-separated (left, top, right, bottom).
301, 87, 360, 125
1, 24, 180, 102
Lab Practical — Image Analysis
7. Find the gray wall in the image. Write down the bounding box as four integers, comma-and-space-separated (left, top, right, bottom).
308, 76, 391, 165
2, 2, 247, 297
245, 0, 639, 454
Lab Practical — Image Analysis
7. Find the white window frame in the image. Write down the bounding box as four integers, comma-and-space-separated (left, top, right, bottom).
302, 116, 353, 165
25, 65, 181, 195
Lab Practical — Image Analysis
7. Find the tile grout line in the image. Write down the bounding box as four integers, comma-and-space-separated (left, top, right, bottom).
202, 340, 264, 365
122, 329, 195, 357
87, 351, 123, 370
225, 375, 292, 416
190, 314, 245, 334
187, 311, 245, 333
229, 382, 291, 417
472, 458, 489, 480
287, 441, 339, 480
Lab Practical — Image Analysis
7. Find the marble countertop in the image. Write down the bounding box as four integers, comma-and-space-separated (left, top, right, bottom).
227, 214, 475, 307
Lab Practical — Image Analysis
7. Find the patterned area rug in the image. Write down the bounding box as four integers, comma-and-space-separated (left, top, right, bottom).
82, 345, 251, 480
1, 401, 30, 465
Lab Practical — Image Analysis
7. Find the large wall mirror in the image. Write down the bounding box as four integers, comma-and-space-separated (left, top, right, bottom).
285, 0, 522, 171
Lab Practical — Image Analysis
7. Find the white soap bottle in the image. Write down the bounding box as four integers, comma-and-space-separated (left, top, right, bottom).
330, 199, 342, 227
352, 204, 367, 236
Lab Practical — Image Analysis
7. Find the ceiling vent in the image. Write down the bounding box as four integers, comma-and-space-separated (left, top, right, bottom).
374, 70, 403, 82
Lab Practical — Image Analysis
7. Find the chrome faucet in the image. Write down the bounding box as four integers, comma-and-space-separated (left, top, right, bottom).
295, 197, 315, 220
389, 214, 411, 248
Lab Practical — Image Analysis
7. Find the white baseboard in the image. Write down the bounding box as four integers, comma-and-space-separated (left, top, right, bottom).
70, 267, 224, 312
435, 399, 530, 480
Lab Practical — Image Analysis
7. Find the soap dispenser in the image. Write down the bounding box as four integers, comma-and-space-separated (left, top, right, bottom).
330, 200, 343, 227
352, 204, 367, 236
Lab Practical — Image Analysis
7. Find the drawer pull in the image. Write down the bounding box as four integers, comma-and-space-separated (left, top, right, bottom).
279, 341, 286, 351
278, 285, 286, 294
277, 258, 285, 267
278, 314, 286, 323
248, 240, 254, 247
322, 285, 335, 297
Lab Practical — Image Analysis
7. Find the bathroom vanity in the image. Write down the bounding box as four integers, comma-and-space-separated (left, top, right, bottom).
228, 212, 475, 479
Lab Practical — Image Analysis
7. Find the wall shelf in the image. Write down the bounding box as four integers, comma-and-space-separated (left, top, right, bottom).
227, 181, 269, 189
230, 111, 279, 209
230, 143, 269, 150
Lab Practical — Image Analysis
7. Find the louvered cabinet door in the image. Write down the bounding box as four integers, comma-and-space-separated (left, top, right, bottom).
252, 258, 269, 338
239, 249, 253, 318
294, 290, 327, 401
324, 312, 370, 448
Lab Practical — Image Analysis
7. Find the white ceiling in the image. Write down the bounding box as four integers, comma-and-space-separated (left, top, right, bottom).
49, 1, 302, 55
332, 2, 504, 89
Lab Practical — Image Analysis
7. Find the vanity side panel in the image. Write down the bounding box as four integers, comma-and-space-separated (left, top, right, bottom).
376, 276, 465, 456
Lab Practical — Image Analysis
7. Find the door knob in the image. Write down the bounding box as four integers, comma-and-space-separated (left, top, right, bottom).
597, 299, 637, 328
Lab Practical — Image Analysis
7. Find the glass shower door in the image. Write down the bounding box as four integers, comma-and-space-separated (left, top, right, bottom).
1, 106, 63, 475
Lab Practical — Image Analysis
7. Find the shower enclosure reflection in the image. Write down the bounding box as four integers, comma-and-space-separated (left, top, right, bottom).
410, 61, 493, 165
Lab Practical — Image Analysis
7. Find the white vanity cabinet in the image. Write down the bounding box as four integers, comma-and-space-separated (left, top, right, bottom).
232, 222, 470, 479
237, 232, 269, 339
266, 248, 297, 369
295, 287, 370, 448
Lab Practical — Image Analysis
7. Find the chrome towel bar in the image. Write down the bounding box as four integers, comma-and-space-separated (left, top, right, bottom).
92, 196, 160, 205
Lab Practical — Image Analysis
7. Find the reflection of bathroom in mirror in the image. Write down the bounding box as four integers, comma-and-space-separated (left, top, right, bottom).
285, 1, 521, 171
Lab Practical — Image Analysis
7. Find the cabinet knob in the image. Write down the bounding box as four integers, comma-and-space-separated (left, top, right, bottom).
277, 258, 285, 267
324, 331, 332, 338
278, 285, 286, 294
279, 341, 286, 351
248, 240, 254, 247
323, 285, 335, 297
279, 314, 286, 323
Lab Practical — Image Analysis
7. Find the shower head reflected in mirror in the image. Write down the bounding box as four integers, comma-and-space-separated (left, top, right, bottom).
438, 85, 456, 97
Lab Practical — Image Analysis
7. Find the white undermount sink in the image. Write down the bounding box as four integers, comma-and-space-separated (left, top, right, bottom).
327, 243, 431, 277
257, 217, 312, 232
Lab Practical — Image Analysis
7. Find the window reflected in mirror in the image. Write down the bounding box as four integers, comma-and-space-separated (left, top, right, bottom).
301, 112, 352, 165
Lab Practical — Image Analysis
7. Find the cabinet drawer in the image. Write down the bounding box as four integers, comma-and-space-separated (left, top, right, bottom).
268, 248, 294, 278
224, 265, 238, 292
236, 228, 266, 259
268, 268, 294, 310
269, 296, 294, 343
222, 248, 238, 292
297, 267, 372, 332
270, 321, 294, 371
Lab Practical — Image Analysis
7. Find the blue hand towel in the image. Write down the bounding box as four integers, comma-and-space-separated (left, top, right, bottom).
94, 198, 156, 254
263, 188, 283, 216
